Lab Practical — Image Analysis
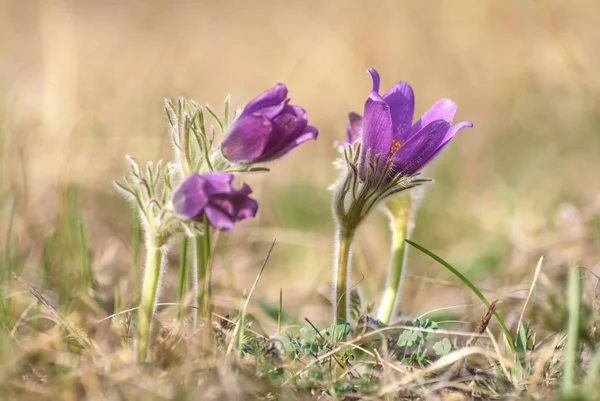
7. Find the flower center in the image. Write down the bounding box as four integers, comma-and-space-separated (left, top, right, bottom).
388, 138, 402, 158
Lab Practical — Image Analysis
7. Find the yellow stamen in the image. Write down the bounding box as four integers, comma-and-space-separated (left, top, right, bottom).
389, 138, 402, 157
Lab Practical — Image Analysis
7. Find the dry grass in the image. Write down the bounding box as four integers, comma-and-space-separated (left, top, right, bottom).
0, 1, 599, 399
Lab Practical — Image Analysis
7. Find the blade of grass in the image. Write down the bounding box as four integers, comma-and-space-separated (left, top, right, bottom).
78, 220, 93, 293
3, 199, 17, 281
34, 230, 56, 333
516, 256, 543, 337
113, 282, 120, 318
405, 239, 515, 351
563, 265, 583, 393
278, 288, 282, 335
1, 198, 17, 331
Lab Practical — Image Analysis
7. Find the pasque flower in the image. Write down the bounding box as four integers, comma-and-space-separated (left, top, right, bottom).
173, 172, 258, 231
351, 69, 472, 183
331, 68, 473, 324
220, 84, 318, 163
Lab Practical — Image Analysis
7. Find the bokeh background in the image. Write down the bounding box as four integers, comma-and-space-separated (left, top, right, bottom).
1, 0, 599, 329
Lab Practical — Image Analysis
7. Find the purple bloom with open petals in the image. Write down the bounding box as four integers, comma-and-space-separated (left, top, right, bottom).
221, 84, 318, 164
352, 69, 472, 183
173, 172, 258, 231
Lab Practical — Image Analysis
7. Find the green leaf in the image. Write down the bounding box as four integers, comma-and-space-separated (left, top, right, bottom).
516, 322, 529, 355
205, 104, 224, 132
326, 321, 351, 341
299, 325, 318, 343
397, 330, 415, 347
224, 94, 230, 128
405, 239, 516, 351
433, 338, 452, 356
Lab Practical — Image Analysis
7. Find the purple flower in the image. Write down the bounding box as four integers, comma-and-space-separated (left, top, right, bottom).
221, 84, 318, 163
345, 111, 363, 144
173, 172, 258, 231
351, 69, 472, 182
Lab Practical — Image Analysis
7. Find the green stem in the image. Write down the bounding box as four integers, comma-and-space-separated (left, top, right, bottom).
377, 196, 410, 324
193, 217, 211, 330
333, 227, 356, 323
176, 237, 189, 322
194, 234, 205, 329
137, 242, 164, 362
201, 216, 212, 324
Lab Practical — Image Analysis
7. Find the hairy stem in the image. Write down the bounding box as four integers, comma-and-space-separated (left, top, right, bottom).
377, 194, 411, 324
137, 241, 164, 362
333, 227, 356, 323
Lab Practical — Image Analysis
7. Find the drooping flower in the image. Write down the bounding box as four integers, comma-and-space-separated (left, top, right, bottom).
220, 84, 318, 163
173, 172, 258, 231
351, 69, 472, 183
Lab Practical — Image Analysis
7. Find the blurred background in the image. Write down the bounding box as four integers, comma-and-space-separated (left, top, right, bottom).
1, 0, 599, 329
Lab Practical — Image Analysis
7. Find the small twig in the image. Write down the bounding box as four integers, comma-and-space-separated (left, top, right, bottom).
12, 272, 92, 349
442, 300, 498, 380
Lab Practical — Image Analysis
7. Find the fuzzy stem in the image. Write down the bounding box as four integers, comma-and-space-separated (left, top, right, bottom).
137, 241, 164, 362
377, 195, 411, 324
333, 226, 356, 323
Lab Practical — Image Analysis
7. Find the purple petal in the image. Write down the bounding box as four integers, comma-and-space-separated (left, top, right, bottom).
201, 171, 235, 195
205, 187, 258, 231
391, 120, 450, 177
442, 120, 473, 146
409, 98, 457, 141
382, 81, 415, 141
256, 105, 314, 160
234, 197, 259, 219
220, 113, 273, 163
424, 120, 474, 162
346, 112, 362, 143
244, 83, 288, 113
367, 69, 380, 93
222, 185, 259, 218
265, 125, 318, 160
359, 91, 393, 180
172, 174, 208, 218
204, 205, 236, 231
